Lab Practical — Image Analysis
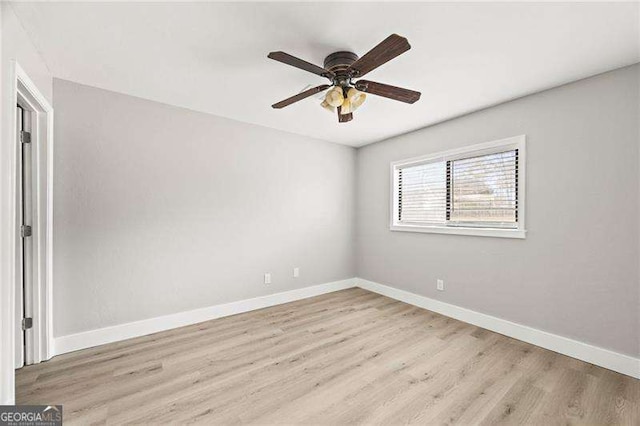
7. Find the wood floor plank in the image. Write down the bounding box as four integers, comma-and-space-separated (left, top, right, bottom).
16, 288, 640, 425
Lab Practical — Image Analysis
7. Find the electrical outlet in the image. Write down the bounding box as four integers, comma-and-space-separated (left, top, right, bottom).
437, 279, 444, 291
293, 267, 300, 278
264, 273, 271, 285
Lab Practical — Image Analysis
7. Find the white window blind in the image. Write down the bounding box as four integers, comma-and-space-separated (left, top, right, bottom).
448, 150, 518, 227
391, 136, 525, 238
398, 161, 446, 224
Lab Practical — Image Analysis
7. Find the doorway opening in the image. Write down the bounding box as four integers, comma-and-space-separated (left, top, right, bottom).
16, 104, 34, 367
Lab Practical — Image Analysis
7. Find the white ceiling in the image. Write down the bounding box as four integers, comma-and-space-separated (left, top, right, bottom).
10, 2, 640, 147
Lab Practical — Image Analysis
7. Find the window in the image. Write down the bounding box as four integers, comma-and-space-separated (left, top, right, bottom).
391, 135, 526, 238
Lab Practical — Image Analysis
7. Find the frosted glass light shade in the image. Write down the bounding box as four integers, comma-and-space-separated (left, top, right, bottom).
347, 88, 366, 111
340, 97, 352, 114
321, 100, 335, 112
325, 87, 344, 107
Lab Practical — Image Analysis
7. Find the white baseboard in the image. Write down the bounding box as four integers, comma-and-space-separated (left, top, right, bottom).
356, 278, 640, 379
52, 276, 639, 380
54, 278, 356, 356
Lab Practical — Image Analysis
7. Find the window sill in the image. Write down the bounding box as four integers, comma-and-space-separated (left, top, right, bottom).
390, 224, 526, 239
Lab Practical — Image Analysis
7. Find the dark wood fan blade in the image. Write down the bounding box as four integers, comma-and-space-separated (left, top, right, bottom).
347, 34, 410, 78
272, 85, 331, 109
268, 51, 335, 79
337, 106, 353, 123
355, 80, 421, 104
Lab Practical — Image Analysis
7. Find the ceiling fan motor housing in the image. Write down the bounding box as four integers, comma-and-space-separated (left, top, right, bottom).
324, 51, 359, 85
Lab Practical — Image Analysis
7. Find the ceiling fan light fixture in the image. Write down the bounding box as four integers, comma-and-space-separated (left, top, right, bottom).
320, 100, 335, 113
347, 88, 366, 111
340, 97, 352, 114
325, 86, 345, 107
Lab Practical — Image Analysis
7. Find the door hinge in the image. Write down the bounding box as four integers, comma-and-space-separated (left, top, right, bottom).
22, 317, 33, 330
20, 131, 31, 144
21, 225, 32, 238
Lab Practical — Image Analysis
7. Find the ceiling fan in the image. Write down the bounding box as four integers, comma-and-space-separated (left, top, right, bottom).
268, 34, 421, 123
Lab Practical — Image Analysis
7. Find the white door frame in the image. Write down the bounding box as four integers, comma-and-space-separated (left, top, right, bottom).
0, 61, 54, 404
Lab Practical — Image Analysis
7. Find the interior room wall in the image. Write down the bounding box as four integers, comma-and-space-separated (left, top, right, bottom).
0, 2, 53, 403
355, 64, 640, 358
52, 78, 356, 337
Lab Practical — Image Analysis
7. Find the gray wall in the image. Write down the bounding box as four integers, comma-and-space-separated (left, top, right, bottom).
53, 79, 356, 337
356, 65, 639, 357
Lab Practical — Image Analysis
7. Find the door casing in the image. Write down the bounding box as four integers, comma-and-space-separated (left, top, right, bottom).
0, 61, 54, 404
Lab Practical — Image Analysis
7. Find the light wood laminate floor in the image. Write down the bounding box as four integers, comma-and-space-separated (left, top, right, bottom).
16, 288, 639, 425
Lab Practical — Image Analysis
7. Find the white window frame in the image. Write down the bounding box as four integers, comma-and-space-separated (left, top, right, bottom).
390, 135, 526, 239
